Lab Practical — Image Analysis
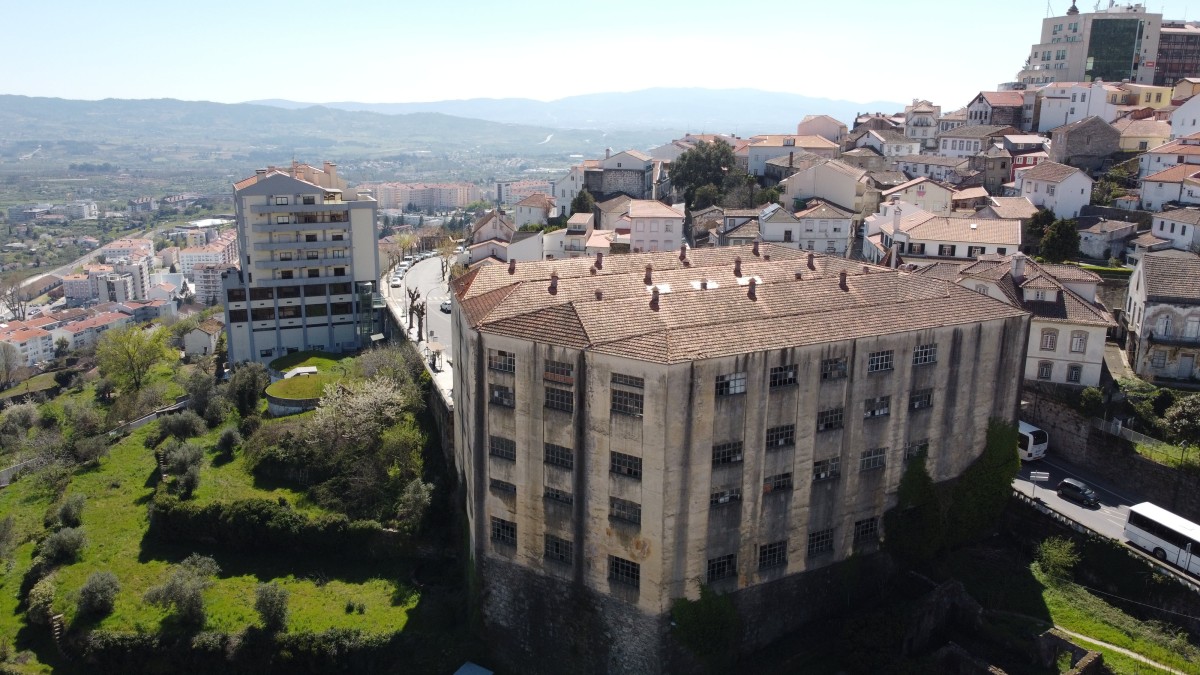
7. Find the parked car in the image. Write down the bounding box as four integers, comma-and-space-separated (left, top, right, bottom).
1056, 478, 1099, 507
440, 300, 452, 313
390, 280, 401, 288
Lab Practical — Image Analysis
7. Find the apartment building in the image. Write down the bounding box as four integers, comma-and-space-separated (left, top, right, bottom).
179, 230, 239, 279
450, 245, 1028, 673
222, 162, 380, 365
373, 182, 482, 210
0, 323, 54, 366
1125, 249, 1200, 381
1016, 3, 1161, 87
193, 262, 238, 306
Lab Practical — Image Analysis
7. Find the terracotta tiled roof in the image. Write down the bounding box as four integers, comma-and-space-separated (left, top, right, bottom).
1018, 161, 1086, 184
883, 176, 954, 197
1142, 250, 1200, 302
1111, 118, 1171, 138
940, 124, 1015, 140
985, 197, 1039, 220
1142, 164, 1200, 183
980, 91, 1025, 107
795, 201, 854, 219
724, 219, 761, 240
1157, 208, 1200, 226
1131, 232, 1171, 247
628, 200, 683, 219
953, 187, 989, 201
515, 193, 555, 210
1147, 139, 1200, 155
896, 154, 971, 168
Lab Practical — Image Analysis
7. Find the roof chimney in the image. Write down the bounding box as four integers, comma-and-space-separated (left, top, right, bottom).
595, 289, 603, 300
763, 253, 770, 261
788, 151, 794, 168
890, 241, 899, 269
255, 168, 266, 176
595, 251, 604, 269
548, 272, 559, 295
590, 265, 598, 275
892, 205, 902, 232
806, 252, 816, 270
650, 287, 660, 311
1012, 254, 1026, 283
747, 277, 758, 301
644, 265, 653, 286
734, 257, 742, 278
862, 266, 871, 274
606, 148, 612, 159
752, 241, 760, 257
679, 243, 688, 261
839, 270, 849, 291
795, 271, 803, 280
508, 259, 517, 275
700, 279, 709, 290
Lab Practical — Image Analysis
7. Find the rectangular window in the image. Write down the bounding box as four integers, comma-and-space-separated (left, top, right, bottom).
910, 388, 934, 410
544, 486, 573, 505
489, 384, 515, 408
807, 528, 834, 556
913, 343, 937, 365
333, 267, 345, 277
821, 357, 847, 380
707, 554, 737, 582
612, 373, 644, 388
1070, 332, 1088, 353
544, 443, 574, 469
610, 451, 643, 479
715, 372, 746, 396
813, 457, 840, 481
860, 447, 887, 472
249, 287, 275, 301
227, 288, 247, 302
939, 244, 956, 257
611, 389, 644, 417
904, 438, 930, 460
712, 441, 744, 465
1038, 362, 1053, 380
227, 309, 247, 323
544, 387, 574, 413
278, 305, 300, 319
1067, 365, 1083, 383
306, 303, 327, 317
489, 435, 516, 460
544, 534, 573, 564
854, 518, 879, 546
867, 350, 894, 373
250, 307, 275, 322
864, 396, 891, 419
769, 364, 797, 388
488, 349, 515, 372
275, 196, 289, 206
489, 478, 516, 494
763, 472, 793, 494
259, 348, 274, 358
766, 424, 795, 449
610, 497, 642, 525
307, 269, 321, 278
910, 243, 925, 254
710, 487, 742, 506
816, 407, 844, 432
490, 517, 516, 546
608, 555, 640, 588
759, 540, 788, 569
307, 250, 320, 260
1151, 350, 1167, 368
276, 216, 290, 224
305, 234, 318, 242
544, 359, 574, 384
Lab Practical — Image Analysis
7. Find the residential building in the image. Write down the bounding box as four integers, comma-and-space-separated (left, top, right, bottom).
862, 200, 1022, 262
1032, 82, 1121, 132
938, 108, 970, 134
497, 179, 553, 207
893, 155, 970, 183
64, 201, 98, 220
917, 254, 1114, 386
969, 145, 1016, 194
1125, 249, 1200, 381
1015, 3, 1162, 87
1013, 161, 1094, 219
469, 231, 545, 266
627, 200, 684, 253
222, 161, 381, 365
1112, 116, 1172, 151
857, 130, 922, 158
0, 323, 54, 366
178, 231, 239, 280
747, 136, 840, 176
795, 115, 848, 144
193, 262, 238, 306
966, 92, 1026, 128
513, 193, 555, 229
562, 213, 594, 258
838, 146, 888, 173
1138, 133, 1200, 179
50, 311, 131, 351
1139, 164, 1200, 210
1048, 116, 1120, 170
1078, 218, 1138, 259
128, 196, 158, 214
583, 150, 663, 201
373, 182, 481, 210
550, 165, 589, 218
449, 244, 1028, 674
762, 201, 854, 254
777, 159, 873, 221
1155, 21, 1200, 86
881, 178, 956, 216
469, 210, 517, 247
902, 100, 941, 149
936, 125, 1017, 158
1170, 96, 1200, 139
184, 318, 225, 358
1148, 207, 1200, 250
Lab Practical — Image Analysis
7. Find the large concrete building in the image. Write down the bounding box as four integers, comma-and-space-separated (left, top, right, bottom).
1016, 3, 1161, 87
449, 244, 1029, 672
222, 162, 381, 365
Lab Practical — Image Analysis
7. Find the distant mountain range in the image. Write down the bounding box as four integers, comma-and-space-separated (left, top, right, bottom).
247, 88, 906, 134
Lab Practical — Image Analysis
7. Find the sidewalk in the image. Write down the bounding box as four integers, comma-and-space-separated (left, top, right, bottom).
385, 287, 454, 411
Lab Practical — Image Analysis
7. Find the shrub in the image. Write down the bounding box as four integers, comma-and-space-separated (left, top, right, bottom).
1078, 387, 1104, 418
165, 441, 204, 476
40, 527, 86, 565
216, 428, 242, 457
255, 583, 289, 632
204, 397, 234, 429
238, 414, 261, 437
159, 410, 206, 441
144, 554, 220, 626
177, 465, 201, 498
63, 399, 102, 438
57, 494, 86, 528
77, 571, 120, 618
228, 363, 270, 416
26, 577, 56, 625
1038, 536, 1080, 581
0, 515, 14, 559
2, 402, 40, 433
72, 435, 111, 465
670, 585, 739, 671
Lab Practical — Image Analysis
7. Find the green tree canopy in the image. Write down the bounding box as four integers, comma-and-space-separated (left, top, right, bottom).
1164, 394, 1200, 446
1039, 218, 1081, 263
570, 189, 595, 215
672, 140, 737, 210
96, 324, 172, 392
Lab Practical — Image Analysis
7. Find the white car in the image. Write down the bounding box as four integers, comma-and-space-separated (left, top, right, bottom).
390, 280, 401, 288
440, 300, 452, 313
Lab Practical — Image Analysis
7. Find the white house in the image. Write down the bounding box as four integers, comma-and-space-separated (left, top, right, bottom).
746, 135, 839, 176
512, 193, 555, 228
1148, 208, 1200, 251
893, 155, 970, 183
1170, 94, 1200, 139
183, 318, 224, 358
903, 100, 941, 150
858, 130, 922, 158
1139, 165, 1200, 211
795, 115, 848, 144
777, 159, 868, 217
1125, 249, 1200, 381
936, 125, 1015, 158
770, 201, 855, 254
862, 200, 1022, 262
1033, 81, 1121, 132
627, 200, 684, 253
1013, 161, 1093, 219
1137, 133, 1200, 179
469, 210, 516, 246
550, 165, 588, 217
881, 177, 956, 216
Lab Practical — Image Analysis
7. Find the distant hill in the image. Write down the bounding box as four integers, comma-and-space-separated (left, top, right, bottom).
0, 95, 675, 159
247, 88, 906, 133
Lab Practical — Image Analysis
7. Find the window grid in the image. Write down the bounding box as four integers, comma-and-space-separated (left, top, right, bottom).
910, 388, 934, 411
707, 554, 738, 582
759, 540, 788, 569
854, 518, 879, 545
864, 396, 891, 419
544, 534, 573, 564
611, 389, 644, 417
544, 486, 573, 505
488, 435, 516, 461
490, 517, 516, 546
544, 386, 574, 413
904, 439, 930, 460
712, 441, 745, 465
610, 451, 643, 479
611, 373, 645, 388
816, 407, 844, 432
860, 447, 887, 472
1041, 329, 1058, 351
1070, 331, 1088, 353
766, 424, 796, 449
1067, 364, 1082, 383
821, 357, 848, 380
763, 472, 794, 494
544, 360, 574, 384
488, 349, 515, 373
716, 372, 747, 396
608, 555, 640, 588
1151, 350, 1167, 368
544, 443, 574, 469
710, 487, 743, 507
867, 350, 894, 373
807, 528, 834, 556
489, 384, 515, 408
609, 497, 642, 525
912, 343, 938, 365
769, 365, 798, 388
1037, 361, 1053, 380
489, 478, 516, 493
813, 457, 841, 481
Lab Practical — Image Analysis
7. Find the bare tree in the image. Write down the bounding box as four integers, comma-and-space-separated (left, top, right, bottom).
412, 302, 427, 342
437, 238, 457, 280
0, 342, 21, 389
405, 286, 421, 334
0, 274, 30, 322
395, 232, 419, 258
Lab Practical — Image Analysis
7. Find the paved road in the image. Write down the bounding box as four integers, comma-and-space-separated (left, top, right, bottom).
383, 255, 451, 346
1013, 453, 1140, 543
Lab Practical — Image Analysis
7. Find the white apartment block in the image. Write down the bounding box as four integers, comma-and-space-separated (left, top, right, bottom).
0, 323, 54, 367
626, 200, 684, 253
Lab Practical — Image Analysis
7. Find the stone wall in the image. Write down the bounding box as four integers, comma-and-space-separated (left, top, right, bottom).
1021, 394, 1200, 522
1079, 204, 1152, 228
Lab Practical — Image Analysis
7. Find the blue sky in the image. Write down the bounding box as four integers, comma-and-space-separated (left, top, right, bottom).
3, 0, 1195, 108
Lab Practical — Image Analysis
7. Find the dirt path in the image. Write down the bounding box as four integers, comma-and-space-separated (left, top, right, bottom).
1052, 626, 1188, 675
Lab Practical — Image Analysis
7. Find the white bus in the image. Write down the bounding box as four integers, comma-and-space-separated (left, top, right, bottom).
1017, 421, 1048, 461
1124, 502, 1200, 575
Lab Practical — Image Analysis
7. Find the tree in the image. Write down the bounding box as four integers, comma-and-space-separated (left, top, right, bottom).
672, 140, 737, 210
54, 336, 70, 358
227, 362, 270, 416
1025, 208, 1056, 246
1164, 394, 1200, 446
692, 184, 721, 211
0, 273, 30, 322
944, 419, 1020, 546
255, 583, 289, 632
96, 325, 172, 392
437, 237, 457, 280
406, 286, 422, 332
395, 232, 419, 258
1039, 218, 1080, 263
570, 189, 596, 215
883, 454, 943, 565
77, 571, 120, 618
0, 342, 21, 389
144, 554, 220, 626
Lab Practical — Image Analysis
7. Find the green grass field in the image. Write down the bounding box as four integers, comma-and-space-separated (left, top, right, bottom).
264, 372, 338, 400
267, 351, 353, 373
0, 372, 59, 400
265, 351, 354, 400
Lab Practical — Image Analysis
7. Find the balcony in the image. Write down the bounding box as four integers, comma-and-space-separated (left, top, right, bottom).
249, 202, 350, 215
1147, 330, 1200, 347
252, 239, 346, 252
253, 220, 350, 234
257, 256, 350, 270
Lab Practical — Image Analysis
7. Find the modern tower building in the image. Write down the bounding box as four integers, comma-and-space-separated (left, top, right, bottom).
1016, 3, 1161, 87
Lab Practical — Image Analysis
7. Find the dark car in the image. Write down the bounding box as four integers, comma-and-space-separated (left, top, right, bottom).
1056, 478, 1099, 507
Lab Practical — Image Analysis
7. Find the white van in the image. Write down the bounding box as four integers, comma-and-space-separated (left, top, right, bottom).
1017, 421, 1048, 461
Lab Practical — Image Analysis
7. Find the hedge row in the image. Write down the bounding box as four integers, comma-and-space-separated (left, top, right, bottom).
148, 493, 406, 559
